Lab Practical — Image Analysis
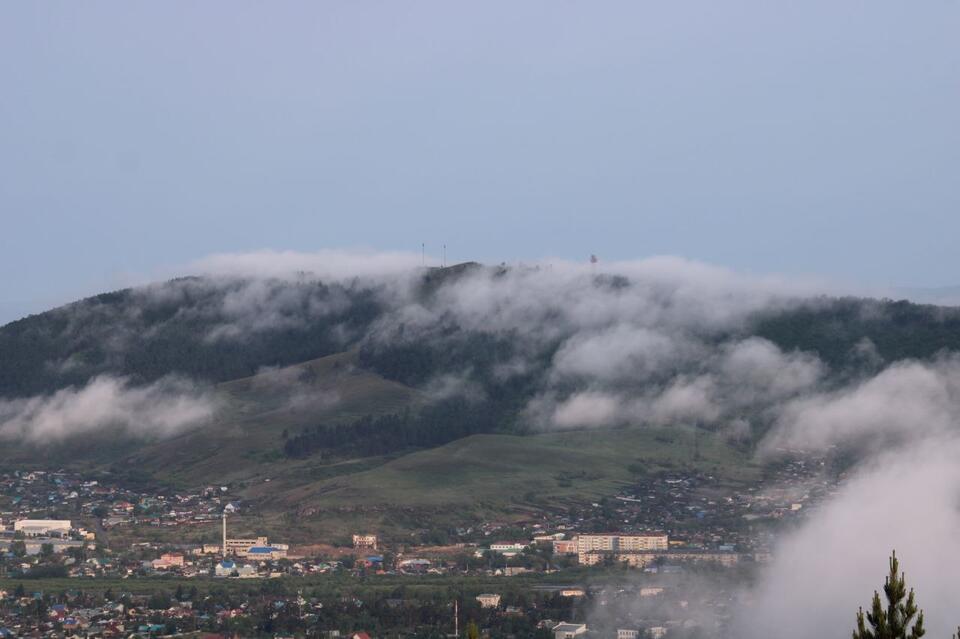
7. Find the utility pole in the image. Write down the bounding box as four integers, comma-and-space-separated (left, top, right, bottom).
454, 598, 459, 638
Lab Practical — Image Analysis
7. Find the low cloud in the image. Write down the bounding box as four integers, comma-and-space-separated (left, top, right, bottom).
0, 375, 218, 443
736, 439, 960, 639
551, 391, 624, 428
762, 357, 960, 455
188, 248, 424, 281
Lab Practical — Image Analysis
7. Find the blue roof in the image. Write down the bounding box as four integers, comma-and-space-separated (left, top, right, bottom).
219, 560, 236, 568
247, 546, 277, 553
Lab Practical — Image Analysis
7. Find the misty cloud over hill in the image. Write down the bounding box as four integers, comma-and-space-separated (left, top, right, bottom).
3, 250, 960, 449
4, 250, 960, 635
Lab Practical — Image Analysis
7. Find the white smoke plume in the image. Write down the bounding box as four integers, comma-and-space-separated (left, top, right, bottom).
0, 375, 218, 443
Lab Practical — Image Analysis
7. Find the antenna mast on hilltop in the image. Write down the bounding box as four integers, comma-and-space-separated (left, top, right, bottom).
421, 243, 425, 267
443, 244, 447, 268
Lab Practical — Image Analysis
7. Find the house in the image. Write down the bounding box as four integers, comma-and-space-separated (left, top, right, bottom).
152, 553, 185, 569
476, 593, 501, 608
359, 555, 384, 569
236, 564, 258, 578
648, 627, 667, 639
533, 532, 566, 543
215, 560, 237, 577
398, 558, 431, 573
553, 540, 578, 555
553, 622, 587, 639
351, 633, 371, 639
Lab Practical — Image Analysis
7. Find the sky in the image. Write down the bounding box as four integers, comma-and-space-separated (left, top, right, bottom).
1, 1, 958, 324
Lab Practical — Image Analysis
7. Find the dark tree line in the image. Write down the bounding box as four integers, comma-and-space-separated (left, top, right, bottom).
283, 397, 512, 459
753, 297, 960, 371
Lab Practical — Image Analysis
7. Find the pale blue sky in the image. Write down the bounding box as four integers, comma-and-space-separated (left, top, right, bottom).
1, 2, 958, 323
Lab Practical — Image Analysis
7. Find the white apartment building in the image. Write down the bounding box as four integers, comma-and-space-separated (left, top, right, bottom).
14, 519, 72, 537
576, 533, 668, 563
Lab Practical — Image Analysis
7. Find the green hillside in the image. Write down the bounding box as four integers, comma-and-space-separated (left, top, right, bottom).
4, 266, 960, 538
123, 351, 424, 486
236, 424, 757, 541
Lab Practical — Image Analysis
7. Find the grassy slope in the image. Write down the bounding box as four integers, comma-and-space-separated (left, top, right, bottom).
124, 351, 423, 486
252, 425, 758, 541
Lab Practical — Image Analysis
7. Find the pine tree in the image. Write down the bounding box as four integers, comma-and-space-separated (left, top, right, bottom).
853, 551, 925, 639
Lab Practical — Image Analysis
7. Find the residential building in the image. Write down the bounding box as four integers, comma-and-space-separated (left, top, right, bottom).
579, 549, 739, 567
553, 539, 577, 555
576, 533, 669, 564
476, 594, 501, 608
553, 622, 587, 639
152, 553, 185, 570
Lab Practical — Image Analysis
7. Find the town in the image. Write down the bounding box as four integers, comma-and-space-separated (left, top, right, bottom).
0, 458, 841, 638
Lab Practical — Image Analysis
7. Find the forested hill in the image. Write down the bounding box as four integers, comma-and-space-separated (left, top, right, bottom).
753, 298, 960, 368
0, 277, 384, 397
2, 264, 960, 436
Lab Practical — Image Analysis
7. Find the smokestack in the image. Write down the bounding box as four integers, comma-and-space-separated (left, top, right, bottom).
222, 512, 227, 558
